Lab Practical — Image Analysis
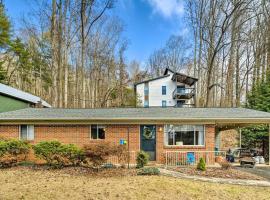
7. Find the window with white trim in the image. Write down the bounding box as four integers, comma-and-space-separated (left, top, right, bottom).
20, 125, 34, 140
164, 125, 204, 146
90, 125, 106, 139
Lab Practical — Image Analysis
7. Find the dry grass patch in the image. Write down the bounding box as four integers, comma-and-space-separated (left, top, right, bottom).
0, 167, 269, 200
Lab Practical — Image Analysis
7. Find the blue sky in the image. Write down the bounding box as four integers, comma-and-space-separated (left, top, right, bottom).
4, 0, 188, 63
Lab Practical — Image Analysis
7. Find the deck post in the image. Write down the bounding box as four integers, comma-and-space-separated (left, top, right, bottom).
269, 124, 270, 165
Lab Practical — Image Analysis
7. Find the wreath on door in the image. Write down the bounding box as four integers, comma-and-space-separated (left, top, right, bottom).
143, 126, 154, 139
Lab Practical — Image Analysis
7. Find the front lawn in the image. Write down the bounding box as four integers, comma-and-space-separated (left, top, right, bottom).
0, 167, 269, 200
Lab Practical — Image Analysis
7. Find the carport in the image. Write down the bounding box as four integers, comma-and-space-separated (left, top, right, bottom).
214, 113, 270, 165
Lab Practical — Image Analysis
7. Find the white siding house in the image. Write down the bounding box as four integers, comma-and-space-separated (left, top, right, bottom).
135, 68, 198, 107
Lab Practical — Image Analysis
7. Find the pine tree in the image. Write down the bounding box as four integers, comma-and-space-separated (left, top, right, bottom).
242, 80, 270, 159
0, 2, 11, 81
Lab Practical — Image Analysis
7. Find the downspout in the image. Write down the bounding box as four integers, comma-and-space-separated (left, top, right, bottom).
127, 126, 130, 169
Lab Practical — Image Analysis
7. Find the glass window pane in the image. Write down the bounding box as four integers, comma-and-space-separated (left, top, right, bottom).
162, 100, 166, 107
91, 125, 97, 139
98, 126, 105, 139
168, 131, 174, 145
175, 132, 182, 145
182, 131, 194, 145
164, 124, 205, 146
20, 125, 28, 140
28, 125, 35, 140
162, 86, 166, 95
144, 100, 149, 107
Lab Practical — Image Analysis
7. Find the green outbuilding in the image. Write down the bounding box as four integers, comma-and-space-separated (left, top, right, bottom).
0, 83, 51, 112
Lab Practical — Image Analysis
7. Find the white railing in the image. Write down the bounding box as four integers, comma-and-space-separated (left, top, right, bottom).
106, 151, 137, 165
165, 151, 226, 167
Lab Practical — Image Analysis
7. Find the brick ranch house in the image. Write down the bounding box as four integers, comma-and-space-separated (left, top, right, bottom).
0, 107, 270, 165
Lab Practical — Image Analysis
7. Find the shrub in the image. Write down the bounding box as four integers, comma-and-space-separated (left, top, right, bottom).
0, 139, 31, 168
83, 142, 115, 168
220, 160, 232, 170
83, 143, 128, 169
33, 141, 83, 168
136, 151, 149, 168
137, 167, 160, 176
197, 157, 206, 171
112, 145, 128, 165
60, 144, 84, 166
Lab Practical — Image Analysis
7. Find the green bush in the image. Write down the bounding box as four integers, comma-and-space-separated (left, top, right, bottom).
137, 167, 160, 176
136, 151, 149, 168
0, 139, 31, 168
197, 157, 206, 171
33, 141, 83, 168
60, 144, 84, 166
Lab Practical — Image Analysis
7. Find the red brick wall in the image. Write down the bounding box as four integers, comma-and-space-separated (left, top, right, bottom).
0, 124, 140, 151
0, 124, 215, 164
0, 125, 19, 139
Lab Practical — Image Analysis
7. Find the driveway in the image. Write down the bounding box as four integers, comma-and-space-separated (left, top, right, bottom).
237, 166, 270, 181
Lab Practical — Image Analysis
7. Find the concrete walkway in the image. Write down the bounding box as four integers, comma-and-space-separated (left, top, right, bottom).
159, 168, 270, 187
237, 166, 270, 181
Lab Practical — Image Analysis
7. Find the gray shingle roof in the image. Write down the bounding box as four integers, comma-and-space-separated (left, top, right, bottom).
0, 107, 269, 124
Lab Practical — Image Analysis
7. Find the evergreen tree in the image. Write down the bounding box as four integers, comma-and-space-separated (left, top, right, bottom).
242, 80, 270, 160
0, 2, 11, 81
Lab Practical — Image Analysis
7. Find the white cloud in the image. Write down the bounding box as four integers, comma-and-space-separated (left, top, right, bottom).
146, 0, 184, 18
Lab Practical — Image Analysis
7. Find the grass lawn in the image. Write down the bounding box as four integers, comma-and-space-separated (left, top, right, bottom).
0, 167, 269, 200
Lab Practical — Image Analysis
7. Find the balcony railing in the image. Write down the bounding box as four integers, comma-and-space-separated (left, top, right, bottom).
173, 87, 195, 99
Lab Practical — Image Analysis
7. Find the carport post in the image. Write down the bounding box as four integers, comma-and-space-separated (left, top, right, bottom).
239, 128, 242, 148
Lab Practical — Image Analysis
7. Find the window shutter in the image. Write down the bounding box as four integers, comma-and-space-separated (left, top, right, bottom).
28, 125, 35, 140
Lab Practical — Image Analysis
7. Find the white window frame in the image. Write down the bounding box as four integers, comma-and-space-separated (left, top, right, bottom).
19, 125, 35, 141
164, 125, 205, 147
90, 125, 106, 140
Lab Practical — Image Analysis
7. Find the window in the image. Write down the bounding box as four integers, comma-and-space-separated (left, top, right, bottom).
164, 125, 204, 146
91, 125, 106, 139
162, 86, 166, 95
144, 82, 149, 95
144, 100, 149, 107
162, 100, 166, 107
177, 85, 185, 94
144, 82, 149, 107
20, 125, 34, 140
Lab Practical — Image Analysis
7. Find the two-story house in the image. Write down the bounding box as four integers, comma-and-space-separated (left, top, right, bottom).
135, 68, 198, 107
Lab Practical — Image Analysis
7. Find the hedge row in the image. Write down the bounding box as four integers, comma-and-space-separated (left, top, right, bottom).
0, 139, 128, 169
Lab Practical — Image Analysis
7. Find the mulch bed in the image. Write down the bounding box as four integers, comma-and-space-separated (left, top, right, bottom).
4, 165, 137, 178
172, 167, 266, 180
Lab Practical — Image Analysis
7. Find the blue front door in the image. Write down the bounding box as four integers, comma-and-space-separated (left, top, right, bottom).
140, 125, 156, 161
